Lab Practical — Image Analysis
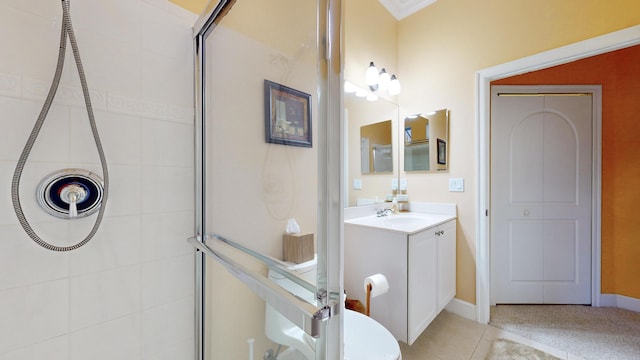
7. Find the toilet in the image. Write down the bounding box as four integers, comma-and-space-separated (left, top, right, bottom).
266, 258, 401, 360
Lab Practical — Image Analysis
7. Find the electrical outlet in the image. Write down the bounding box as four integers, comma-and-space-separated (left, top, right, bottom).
448, 178, 464, 192
353, 179, 362, 190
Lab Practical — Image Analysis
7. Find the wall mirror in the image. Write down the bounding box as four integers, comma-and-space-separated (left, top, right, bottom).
345, 92, 399, 207
361, 120, 393, 174
403, 109, 449, 172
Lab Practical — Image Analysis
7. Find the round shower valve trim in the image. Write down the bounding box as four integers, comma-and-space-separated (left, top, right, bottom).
37, 169, 104, 219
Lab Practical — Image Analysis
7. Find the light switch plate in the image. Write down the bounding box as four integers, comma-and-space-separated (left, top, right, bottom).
353, 179, 362, 190
449, 178, 464, 192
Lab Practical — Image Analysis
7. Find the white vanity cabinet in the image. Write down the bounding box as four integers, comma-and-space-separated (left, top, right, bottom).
407, 228, 438, 344
436, 220, 456, 312
344, 217, 456, 345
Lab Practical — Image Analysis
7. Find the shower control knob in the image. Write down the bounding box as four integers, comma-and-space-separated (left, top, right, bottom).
60, 184, 87, 218
37, 169, 104, 219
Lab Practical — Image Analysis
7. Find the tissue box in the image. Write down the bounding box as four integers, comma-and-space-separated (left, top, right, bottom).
283, 233, 314, 264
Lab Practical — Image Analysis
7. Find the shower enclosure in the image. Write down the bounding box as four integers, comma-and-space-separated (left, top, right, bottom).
192, 0, 343, 359
0, 1, 195, 359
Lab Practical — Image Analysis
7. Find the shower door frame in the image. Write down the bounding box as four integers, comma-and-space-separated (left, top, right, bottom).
192, 1, 344, 359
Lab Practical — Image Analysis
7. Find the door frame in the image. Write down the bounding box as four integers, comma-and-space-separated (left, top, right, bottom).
489, 84, 601, 305
475, 24, 640, 324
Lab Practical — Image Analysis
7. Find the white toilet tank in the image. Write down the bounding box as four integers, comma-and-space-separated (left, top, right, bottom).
265, 258, 401, 360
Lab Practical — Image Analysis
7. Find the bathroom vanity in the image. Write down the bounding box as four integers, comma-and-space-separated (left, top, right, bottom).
344, 204, 456, 345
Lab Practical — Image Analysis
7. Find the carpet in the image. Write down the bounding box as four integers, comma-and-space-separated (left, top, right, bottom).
490, 305, 640, 360
485, 338, 561, 360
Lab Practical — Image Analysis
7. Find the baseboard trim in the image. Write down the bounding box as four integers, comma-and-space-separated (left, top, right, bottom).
445, 298, 476, 321
600, 294, 640, 312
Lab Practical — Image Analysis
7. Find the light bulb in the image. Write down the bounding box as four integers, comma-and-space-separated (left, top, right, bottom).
355, 88, 368, 97
378, 69, 391, 91
388, 75, 401, 96
365, 62, 379, 86
366, 93, 378, 101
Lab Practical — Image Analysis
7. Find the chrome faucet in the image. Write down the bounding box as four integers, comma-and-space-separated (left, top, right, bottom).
376, 208, 391, 217
376, 206, 397, 217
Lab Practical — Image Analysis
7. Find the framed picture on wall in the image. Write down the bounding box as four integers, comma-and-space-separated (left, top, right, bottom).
437, 138, 447, 165
264, 80, 312, 148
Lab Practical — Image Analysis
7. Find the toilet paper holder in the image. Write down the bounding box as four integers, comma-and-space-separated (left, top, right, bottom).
364, 273, 389, 316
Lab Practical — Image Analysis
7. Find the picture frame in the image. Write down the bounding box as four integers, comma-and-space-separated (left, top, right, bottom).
264, 80, 312, 148
437, 138, 447, 165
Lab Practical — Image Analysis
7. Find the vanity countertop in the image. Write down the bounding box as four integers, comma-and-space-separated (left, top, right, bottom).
344, 212, 455, 234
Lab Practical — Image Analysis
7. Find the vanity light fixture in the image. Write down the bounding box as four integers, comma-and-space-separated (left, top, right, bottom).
343, 80, 381, 102
344, 81, 357, 93
365, 61, 401, 96
366, 93, 379, 102
388, 75, 401, 96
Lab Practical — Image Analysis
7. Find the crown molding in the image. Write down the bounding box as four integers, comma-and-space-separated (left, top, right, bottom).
378, 0, 437, 20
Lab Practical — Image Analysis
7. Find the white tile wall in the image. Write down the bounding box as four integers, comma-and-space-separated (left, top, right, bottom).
69, 315, 141, 360
0, 7, 59, 80
141, 211, 193, 261
69, 265, 141, 331
142, 166, 194, 213
0, 73, 21, 98
0, 162, 21, 226
100, 164, 143, 216
69, 216, 142, 275
142, 338, 194, 360
69, 34, 143, 99
141, 254, 194, 310
69, 110, 142, 166
0, 280, 69, 353
0, 98, 69, 162
141, 296, 194, 358
0, 1, 196, 359
0, 224, 69, 291
0, 335, 69, 360
142, 119, 194, 166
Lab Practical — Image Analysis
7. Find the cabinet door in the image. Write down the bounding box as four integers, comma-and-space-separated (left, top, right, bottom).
437, 220, 457, 311
344, 225, 408, 342
407, 230, 438, 345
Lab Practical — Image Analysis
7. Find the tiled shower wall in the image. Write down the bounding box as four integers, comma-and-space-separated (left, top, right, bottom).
0, 1, 195, 359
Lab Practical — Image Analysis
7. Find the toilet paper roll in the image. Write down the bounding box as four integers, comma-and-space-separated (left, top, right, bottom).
364, 273, 389, 298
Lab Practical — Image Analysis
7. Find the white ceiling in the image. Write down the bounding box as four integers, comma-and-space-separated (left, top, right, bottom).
378, 0, 437, 20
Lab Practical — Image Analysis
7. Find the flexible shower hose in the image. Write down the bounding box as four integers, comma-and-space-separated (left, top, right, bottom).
11, 0, 109, 252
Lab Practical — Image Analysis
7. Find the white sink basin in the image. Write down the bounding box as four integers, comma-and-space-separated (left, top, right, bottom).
344, 212, 453, 234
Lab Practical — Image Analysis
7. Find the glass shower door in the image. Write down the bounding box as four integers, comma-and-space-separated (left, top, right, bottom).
192, 0, 342, 359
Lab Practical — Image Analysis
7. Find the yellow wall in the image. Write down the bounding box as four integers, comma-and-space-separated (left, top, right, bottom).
345, 0, 398, 94
344, 0, 401, 206
170, 0, 208, 14
399, 0, 640, 304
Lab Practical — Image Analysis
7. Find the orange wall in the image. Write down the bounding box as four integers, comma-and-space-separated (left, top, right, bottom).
493, 45, 640, 299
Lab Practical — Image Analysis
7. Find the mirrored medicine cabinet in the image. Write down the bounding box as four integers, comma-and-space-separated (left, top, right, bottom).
403, 109, 449, 172
345, 85, 450, 207
360, 120, 393, 174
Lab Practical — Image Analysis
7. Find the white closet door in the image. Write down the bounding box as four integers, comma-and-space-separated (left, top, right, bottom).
491, 87, 592, 304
